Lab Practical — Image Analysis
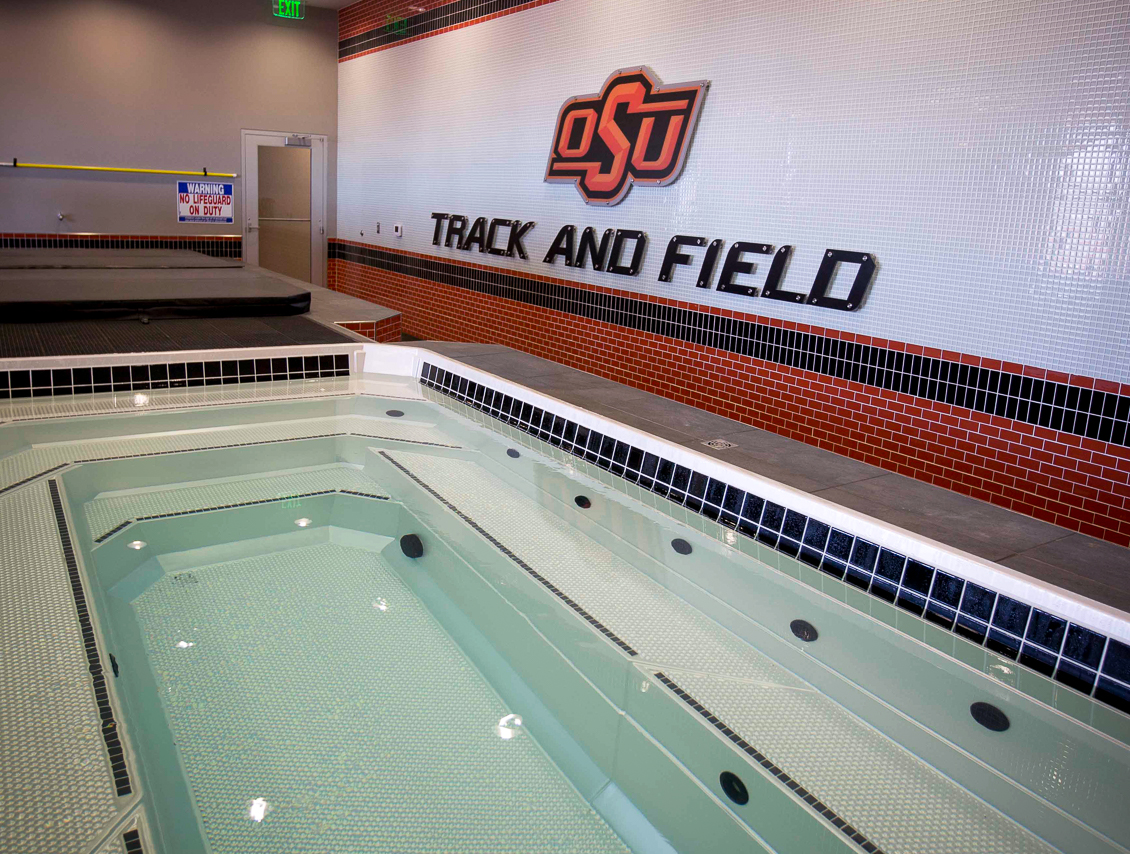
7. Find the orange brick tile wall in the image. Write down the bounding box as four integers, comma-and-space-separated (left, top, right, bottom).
329, 241, 1130, 548
336, 316, 402, 343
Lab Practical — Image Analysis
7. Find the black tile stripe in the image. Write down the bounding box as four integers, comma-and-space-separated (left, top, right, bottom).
0, 234, 240, 258
122, 828, 144, 852
47, 479, 133, 796
655, 672, 884, 854
0, 387, 367, 426
420, 361, 1130, 717
0, 462, 70, 497
331, 241, 1130, 448
93, 488, 391, 542
0, 354, 351, 400
339, 0, 539, 58
379, 449, 640, 656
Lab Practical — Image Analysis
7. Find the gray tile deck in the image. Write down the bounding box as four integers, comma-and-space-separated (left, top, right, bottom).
402, 342, 1130, 615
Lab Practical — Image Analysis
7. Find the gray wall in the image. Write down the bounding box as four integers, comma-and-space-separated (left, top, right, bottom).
0, 0, 338, 236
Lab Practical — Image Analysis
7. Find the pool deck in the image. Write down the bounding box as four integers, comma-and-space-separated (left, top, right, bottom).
400, 340, 1130, 616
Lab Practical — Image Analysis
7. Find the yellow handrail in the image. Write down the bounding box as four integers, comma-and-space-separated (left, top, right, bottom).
1, 160, 237, 178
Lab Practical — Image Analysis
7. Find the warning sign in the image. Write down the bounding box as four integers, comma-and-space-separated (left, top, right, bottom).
177, 181, 234, 224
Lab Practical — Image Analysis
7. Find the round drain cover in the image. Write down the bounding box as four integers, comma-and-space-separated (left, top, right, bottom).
506, 448, 520, 459
386, 409, 405, 418
970, 702, 1010, 732
399, 534, 424, 559
790, 619, 819, 642
671, 538, 692, 555
575, 495, 592, 509
719, 771, 749, 805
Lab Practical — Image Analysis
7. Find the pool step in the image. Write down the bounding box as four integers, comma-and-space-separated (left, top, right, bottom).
374, 449, 1064, 854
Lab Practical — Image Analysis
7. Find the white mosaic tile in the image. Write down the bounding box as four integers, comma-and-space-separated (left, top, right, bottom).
131, 542, 629, 854
0, 481, 121, 852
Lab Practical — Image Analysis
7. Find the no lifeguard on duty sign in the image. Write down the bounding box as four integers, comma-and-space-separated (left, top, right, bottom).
177, 181, 233, 224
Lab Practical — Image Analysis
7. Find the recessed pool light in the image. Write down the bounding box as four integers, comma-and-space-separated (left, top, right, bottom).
176, 640, 195, 649
127, 540, 147, 550
719, 771, 749, 805
386, 409, 405, 418
790, 619, 819, 642
575, 495, 592, 509
373, 598, 388, 611
294, 518, 312, 527
132, 393, 149, 407
970, 702, 1010, 732
496, 713, 523, 739
247, 797, 271, 822
671, 538, 692, 555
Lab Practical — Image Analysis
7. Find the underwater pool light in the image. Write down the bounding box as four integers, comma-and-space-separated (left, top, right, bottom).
127, 540, 146, 550
295, 518, 312, 527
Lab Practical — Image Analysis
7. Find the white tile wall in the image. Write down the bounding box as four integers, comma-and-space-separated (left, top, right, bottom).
338, 0, 1130, 383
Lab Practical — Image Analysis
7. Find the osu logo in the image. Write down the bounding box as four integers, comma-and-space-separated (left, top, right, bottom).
545, 67, 708, 206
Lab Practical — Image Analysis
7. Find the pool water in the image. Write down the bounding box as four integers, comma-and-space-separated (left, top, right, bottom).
18, 380, 1128, 854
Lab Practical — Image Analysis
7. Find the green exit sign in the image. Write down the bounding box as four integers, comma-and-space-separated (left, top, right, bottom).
273, 0, 304, 19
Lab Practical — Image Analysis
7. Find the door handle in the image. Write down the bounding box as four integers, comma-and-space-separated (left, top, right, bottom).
246, 217, 259, 231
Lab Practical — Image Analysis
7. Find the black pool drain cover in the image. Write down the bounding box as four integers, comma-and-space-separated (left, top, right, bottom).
575, 495, 592, 509
719, 771, 749, 805
970, 702, 1010, 732
506, 448, 520, 458
790, 619, 819, 642
386, 409, 404, 417
400, 534, 424, 559
671, 538, 692, 555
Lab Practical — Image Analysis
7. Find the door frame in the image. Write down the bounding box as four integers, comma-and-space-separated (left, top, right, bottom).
240, 128, 328, 287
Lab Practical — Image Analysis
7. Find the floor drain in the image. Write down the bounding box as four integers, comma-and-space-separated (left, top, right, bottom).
719, 771, 749, 805
701, 438, 737, 450
575, 495, 592, 509
970, 702, 1010, 732
790, 619, 819, 642
671, 538, 692, 555
386, 409, 405, 417
506, 448, 520, 458
400, 534, 424, 559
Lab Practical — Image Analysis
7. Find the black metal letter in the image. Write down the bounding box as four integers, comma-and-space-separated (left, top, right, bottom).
486, 219, 513, 257
716, 242, 772, 297
806, 250, 876, 311
460, 216, 487, 252
576, 227, 614, 271
696, 239, 724, 289
760, 245, 807, 304
430, 213, 449, 246
543, 225, 577, 266
508, 220, 536, 259
608, 230, 646, 276
444, 215, 467, 249
658, 235, 705, 283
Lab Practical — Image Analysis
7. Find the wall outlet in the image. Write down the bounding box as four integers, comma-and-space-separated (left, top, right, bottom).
394, 223, 403, 238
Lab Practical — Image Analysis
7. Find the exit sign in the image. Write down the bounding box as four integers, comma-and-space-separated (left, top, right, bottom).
273, 0, 304, 18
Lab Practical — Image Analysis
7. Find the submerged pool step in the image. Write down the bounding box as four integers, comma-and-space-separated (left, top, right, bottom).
377, 450, 1060, 854
84, 464, 388, 541
0, 413, 459, 495
0, 482, 123, 853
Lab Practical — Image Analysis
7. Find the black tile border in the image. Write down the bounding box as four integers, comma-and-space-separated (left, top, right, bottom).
47, 479, 133, 796
339, 0, 538, 59
655, 672, 884, 853
0, 234, 241, 258
122, 827, 144, 853
379, 449, 640, 656
0, 354, 350, 399
92, 488, 391, 542
331, 241, 1130, 448
420, 360, 1130, 717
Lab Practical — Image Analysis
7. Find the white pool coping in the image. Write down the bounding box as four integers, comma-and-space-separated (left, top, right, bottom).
359, 342, 1130, 648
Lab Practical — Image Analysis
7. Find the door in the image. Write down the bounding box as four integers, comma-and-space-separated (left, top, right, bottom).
241, 130, 327, 286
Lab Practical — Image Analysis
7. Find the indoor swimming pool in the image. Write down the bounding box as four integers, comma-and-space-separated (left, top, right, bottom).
4, 349, 1130, 854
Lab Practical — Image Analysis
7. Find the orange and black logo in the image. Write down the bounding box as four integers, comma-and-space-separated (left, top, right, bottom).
545, 67, 708, 206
